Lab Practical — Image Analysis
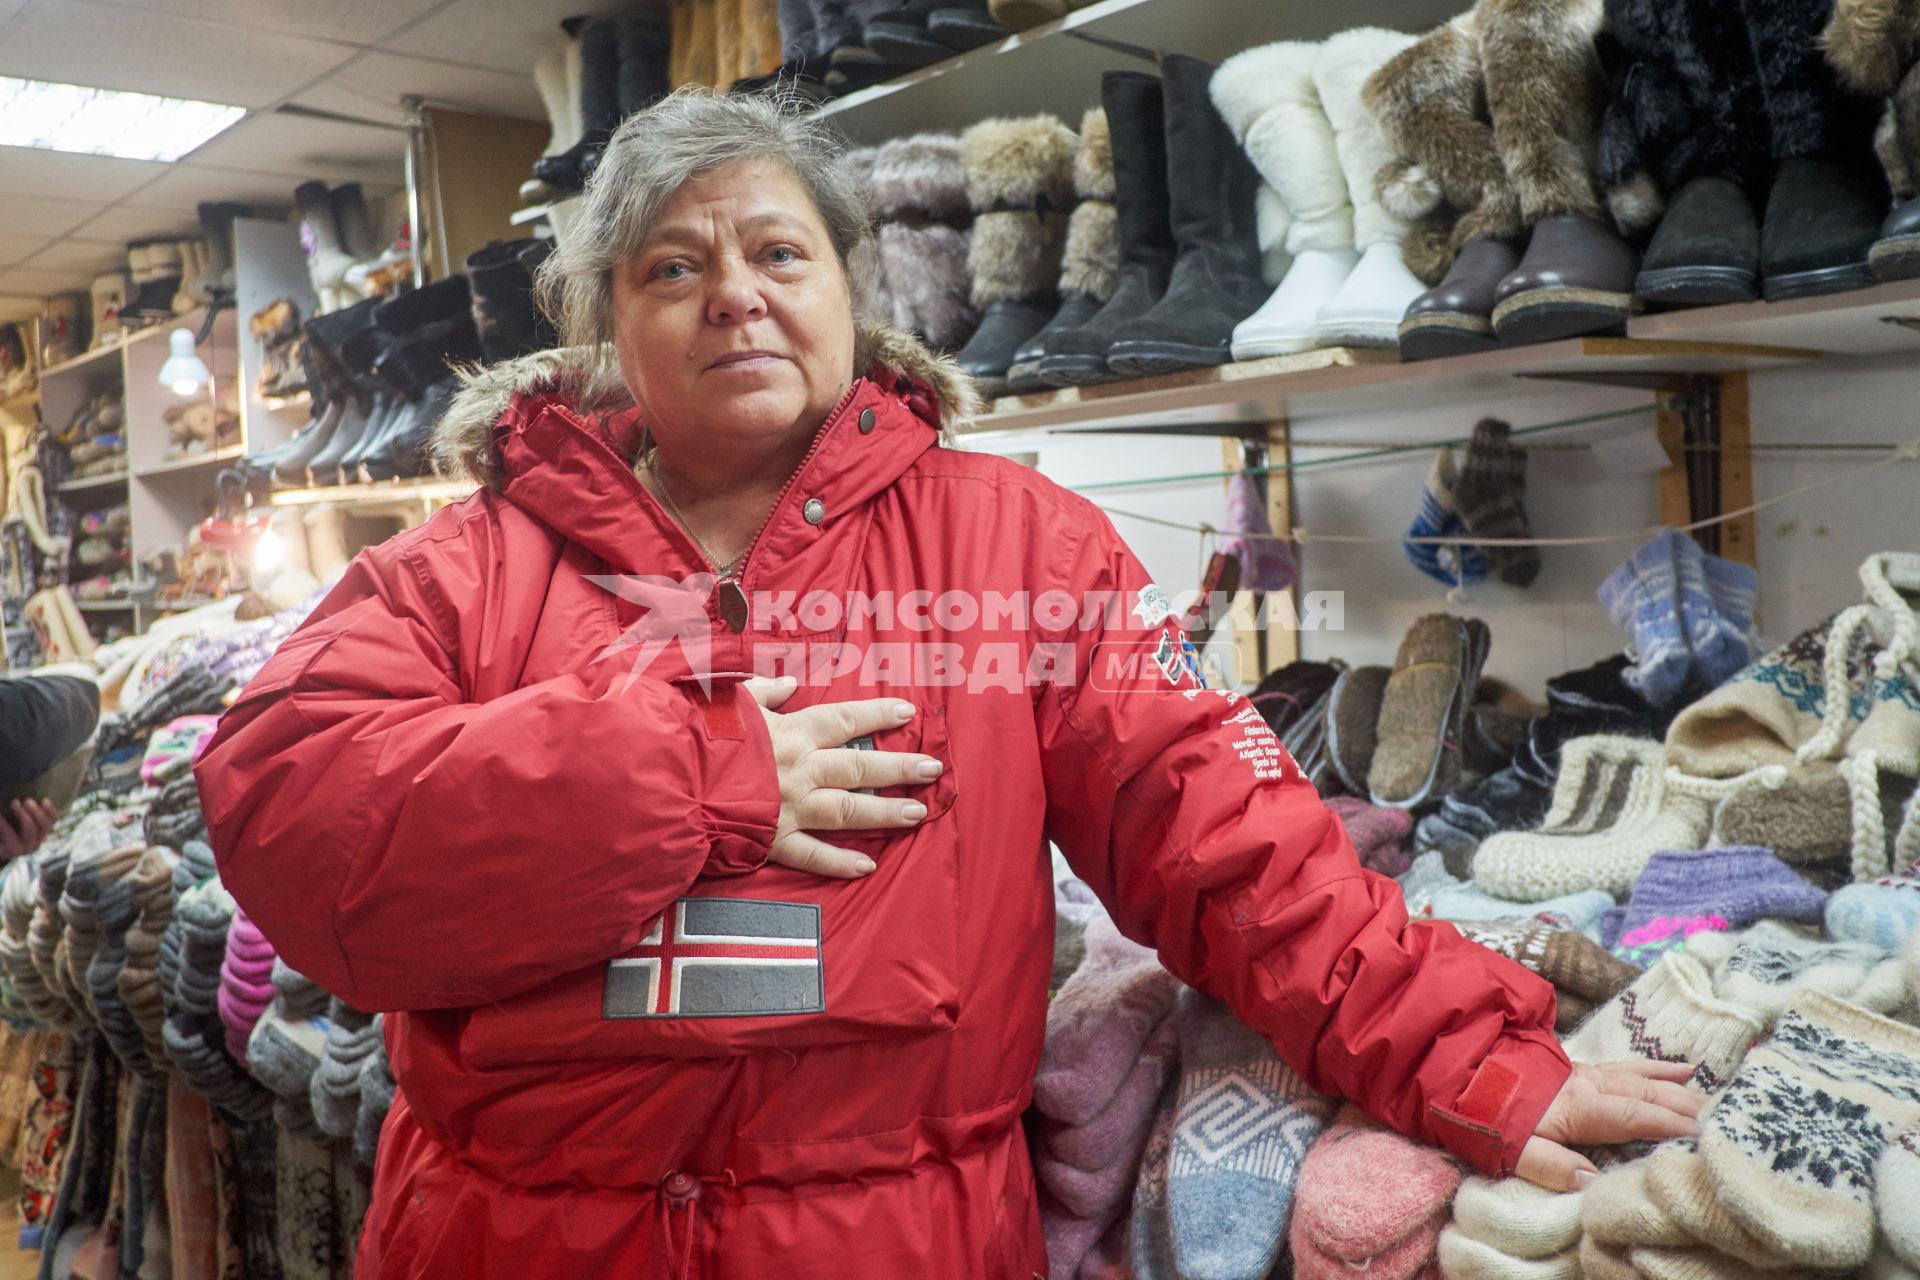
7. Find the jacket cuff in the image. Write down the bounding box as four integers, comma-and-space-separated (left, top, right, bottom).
689, 681, 780, 877
1426, 1030, 1571, 1176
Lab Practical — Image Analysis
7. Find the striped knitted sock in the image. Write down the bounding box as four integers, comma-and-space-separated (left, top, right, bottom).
1692, 550, 1761, 686
1599, 531, 1691, 708
1404, 450, 1489, 589
1452, 419, 1540, 588
1699, 991, 1920, 1271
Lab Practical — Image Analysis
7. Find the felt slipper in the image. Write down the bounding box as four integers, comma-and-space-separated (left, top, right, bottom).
1369, 616, 1485, 808
1327, 665, 1392, 797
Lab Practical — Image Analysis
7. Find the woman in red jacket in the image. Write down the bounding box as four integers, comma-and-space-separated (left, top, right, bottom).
193, 88, 1697, 1278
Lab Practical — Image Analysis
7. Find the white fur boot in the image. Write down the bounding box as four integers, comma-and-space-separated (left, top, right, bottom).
1309, 28, 1429, 349
1212, 41, 1358, 359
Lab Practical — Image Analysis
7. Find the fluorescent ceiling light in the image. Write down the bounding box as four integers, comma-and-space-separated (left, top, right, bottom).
0, 75, 245, 162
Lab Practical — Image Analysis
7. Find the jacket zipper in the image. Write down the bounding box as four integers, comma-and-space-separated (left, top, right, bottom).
728, 378, 864, 590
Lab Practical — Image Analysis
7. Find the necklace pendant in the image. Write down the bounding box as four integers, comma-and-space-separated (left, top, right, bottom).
716, 578, 750, 633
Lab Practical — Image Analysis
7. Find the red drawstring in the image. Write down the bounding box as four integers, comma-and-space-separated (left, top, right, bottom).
657, 1168, 735, 1280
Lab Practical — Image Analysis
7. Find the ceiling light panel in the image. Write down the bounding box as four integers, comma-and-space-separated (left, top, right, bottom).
0, 75, 245, 162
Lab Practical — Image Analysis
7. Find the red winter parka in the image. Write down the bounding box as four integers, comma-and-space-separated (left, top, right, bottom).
193, 327, 1570, 1280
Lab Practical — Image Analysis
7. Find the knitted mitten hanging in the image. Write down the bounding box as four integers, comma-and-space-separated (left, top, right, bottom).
1404, 449, 1489, 588
1451, 418, 1541, 587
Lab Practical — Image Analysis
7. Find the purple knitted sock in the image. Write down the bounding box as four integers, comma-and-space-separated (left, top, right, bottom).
1037, 1016, 1178, 1217
1034, 913, 1181, 1127
1612, 847, 1828, 967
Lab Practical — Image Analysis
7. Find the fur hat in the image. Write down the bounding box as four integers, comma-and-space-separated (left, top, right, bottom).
960, 114, 1077, 307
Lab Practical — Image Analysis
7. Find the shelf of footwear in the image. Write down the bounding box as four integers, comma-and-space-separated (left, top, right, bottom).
73, 599, 139, 612
39, 316, 185, 382
1625, 276, 1920, 356
57, 469, 130, 493
267, 477, 477, 509
136, 444, 247, 479
813, 0, 1461, 143
965, 336, 1821, 437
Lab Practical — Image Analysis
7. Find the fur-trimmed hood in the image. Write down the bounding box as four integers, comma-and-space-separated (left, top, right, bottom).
430, 322, 982, 490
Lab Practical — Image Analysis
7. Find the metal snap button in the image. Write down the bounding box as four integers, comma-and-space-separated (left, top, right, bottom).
803, 498, 826, 525
858, 407, 876, 434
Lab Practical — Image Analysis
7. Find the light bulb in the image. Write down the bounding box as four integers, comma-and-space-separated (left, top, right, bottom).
158, 328, 210, 396
252, 529, 285, 573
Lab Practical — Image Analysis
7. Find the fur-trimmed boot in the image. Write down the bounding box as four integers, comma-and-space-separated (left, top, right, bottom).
1822, 0, 1920, 280
952, 114, 1077, 397
1364, 10, 1526, 358
1870, 60, 1920, 278
870, 133, 976, 352
1035, 72, 1177, 387
1308, 28, 1428, 349
1008, 107, 1117, 393
1107, 54, 1267, 375
1212, 42, 1358, 360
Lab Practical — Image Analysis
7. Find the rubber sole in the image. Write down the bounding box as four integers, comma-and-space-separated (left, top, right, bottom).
1035, 353, 1116, 388
1635, 264, 1757, 306
928, 12, 1009, 49
1490, 287, 1632, 344
1308, 323, 1400, 349
1229, 337, 1319, 361
1397, 311, 1498, 362
1104, 339, 1230, 378
1762, 260, 1875, 301
1003, 360, 1051, 395
1869, 235, 1920, 282
989, 0, 1066, 27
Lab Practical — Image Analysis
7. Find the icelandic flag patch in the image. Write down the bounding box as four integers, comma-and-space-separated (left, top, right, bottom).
603, 899, 825, 1019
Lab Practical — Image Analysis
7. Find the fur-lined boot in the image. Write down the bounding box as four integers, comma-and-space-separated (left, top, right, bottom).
1212, 41, 1359, 359
870, 133, 977, 352
1105, 54, 1267, 375
952, 114, 1077, 397
1824, 0, 1920, 278
1008, 107, 1118, 394
1308, 28, 1429, 349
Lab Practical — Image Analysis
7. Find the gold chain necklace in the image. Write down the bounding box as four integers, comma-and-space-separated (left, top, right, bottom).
643, 448, 748, 580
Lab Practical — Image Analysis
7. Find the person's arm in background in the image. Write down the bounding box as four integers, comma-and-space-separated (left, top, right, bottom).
1035, 494, 1695, 1188
193, 503, 780, 1014
0, 673, 101, 858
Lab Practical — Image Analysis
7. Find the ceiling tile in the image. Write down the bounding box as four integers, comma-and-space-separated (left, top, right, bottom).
80, 0, 450, 46
295, 51, 544, 124
65, 204, 203, 244
0, 233, 50, 267
0, 0, 355, 109
0, 266, 98, 294
384, 0, 627, 75
0, 192, 103, 239
0, 145, 167, 203
22, 237, 125, 273
182, 112, 407, 185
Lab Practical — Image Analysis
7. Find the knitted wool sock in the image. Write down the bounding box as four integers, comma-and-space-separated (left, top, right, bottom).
270, 958, 329, 1021
1399, 853, 1615, 934
1449, 921, 1640, 1005
1296, 1211, 1445, 1280
1436, 1225, 1578, 1280
1167, 992, 1335, 1280
1686, 548, 1761, 690
1579, 1237, 1638, 1280
1599, 531, 1692, 708
1041, 1187, 1107, 1280
1611, 848, 1828, 968
1699, 991, 1920, 1271
353, 1034, 393, 1168
1033, 912, 1182, 1126
1581, 1158, 1692, 1249
1451, 419, 1540, 588
312, 1004, 380, 1139
1627, 1245, 1802, 1280
1449, 1176, 1583, 1260
1038, 1016, 1176, 1218
1129, 1087, 1179, 1280
1291, 1104, 1461, 1269
1561, 954, 1766, 1092
246, 1011, 328, 1100
1711, 764, 1853, 878
1824, 874, 1920, 950
1685, 921, 1908, 1023
1642, 1139, 1781, 1268
1404, 451, 1490, 589
1878, 1124, 1920, 1269
1327, 797, 1416, 878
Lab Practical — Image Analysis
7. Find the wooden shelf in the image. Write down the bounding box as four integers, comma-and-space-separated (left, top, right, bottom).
268, 476, 476, 508
57, 469, 130, 493
40, 316, 185, 381
261, 390, 311, 412
73, 599, 138, 612
1626, 277, 1920, 357
137, 445, 246, 478
965, 336, 1821, 437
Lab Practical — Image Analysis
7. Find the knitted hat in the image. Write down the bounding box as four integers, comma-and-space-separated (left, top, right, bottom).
1665, 618, 1843, 777
1327, 796, 1416, 877
1610, 847, 1828, 968
1561, 953, 1767, 1092
1685, 920, 1908, 1023
1034, 912, 1182, 1127
1825, 874, 1920, 949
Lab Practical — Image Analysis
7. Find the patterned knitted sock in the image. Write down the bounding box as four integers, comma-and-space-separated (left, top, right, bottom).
1292, 1104, 1461, 1268
1451, 922, 1641, 1005
1404, 450, 1490, 589
1581, 1159, 1692, 1249
1685, 921, 1908, 1023
1824, 874, 1920, 950
1450, 1175, 1583, 1259
1877, 1123, 1920, 1268
1437, 1226, 1578, 1280
1039, 1016, 1176, 1218
1167, 992, 1335, 1280
1686, 548, 1761, 690
1452, 419, 1540, 588
1642, 1139, 1780, 1267
1599, 531, 1691, 708
1034, 912, 1182, 1126
1611, 848, 1828, 968
1699, 991, 1920, 1271
1561, 954, 1766, 1090
1129, 1088, 1179, 1280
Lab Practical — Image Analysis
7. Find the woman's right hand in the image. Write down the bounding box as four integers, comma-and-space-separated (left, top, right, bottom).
744, 676, 944, 879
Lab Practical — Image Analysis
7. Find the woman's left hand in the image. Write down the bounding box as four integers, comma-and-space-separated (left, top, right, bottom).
1515, 1059, 1704, 1191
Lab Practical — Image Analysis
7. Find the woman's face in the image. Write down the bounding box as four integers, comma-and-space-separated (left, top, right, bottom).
610, 157, 857, 458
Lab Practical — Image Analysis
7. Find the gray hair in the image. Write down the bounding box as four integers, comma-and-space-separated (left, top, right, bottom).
535, 85, 874, 408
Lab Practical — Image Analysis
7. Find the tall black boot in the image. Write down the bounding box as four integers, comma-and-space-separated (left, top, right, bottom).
615, 11, 672, 121
465, 240, 554, 363
1103, 55, 1264, 377
305, 301, 388, 487
1760, 156, 1887, 299
531, 18, 620, 195
1035, 71, 1175, 387
362, 315, 486, 482
951, 114, 1077, 397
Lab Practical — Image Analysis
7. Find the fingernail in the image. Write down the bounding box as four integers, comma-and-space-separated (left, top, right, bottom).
853, 857, 876, 874
916, 759, 943, 779
892, 701, 915, 721
1570, 1169, 1595, 1190
900, 801, 927, 821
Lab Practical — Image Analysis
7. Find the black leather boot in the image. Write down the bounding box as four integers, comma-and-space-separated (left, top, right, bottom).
1398, 236, 1521, 362
1104, 54, 1266, 378
1490, 214, 1638, 345
1871, 196, 1920, 280
466, 240, 556, 363
1635, 176, 1761, 307
531, 18, 620, 195
1035, 71, 1175, 387
1761, 156, 1886, 300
